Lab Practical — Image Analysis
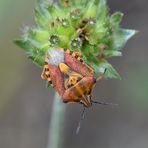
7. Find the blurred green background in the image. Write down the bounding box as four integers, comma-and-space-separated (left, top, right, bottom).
0, 0, 148, 148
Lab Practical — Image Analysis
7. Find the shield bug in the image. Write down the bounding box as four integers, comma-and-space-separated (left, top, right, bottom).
41, 47, 106, 108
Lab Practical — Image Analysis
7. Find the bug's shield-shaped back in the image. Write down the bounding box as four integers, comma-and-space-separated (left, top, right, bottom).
59, 62, 96, 107
41, 48, 98, 107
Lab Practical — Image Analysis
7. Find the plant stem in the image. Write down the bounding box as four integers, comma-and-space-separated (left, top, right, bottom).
46, 93, 66, 148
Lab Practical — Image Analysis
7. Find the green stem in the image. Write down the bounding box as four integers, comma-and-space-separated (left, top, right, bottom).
47, 93, 66, 148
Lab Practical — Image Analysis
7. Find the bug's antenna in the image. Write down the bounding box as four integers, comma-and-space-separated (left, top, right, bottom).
76, 106, 86, 135
92, 100, 118, 106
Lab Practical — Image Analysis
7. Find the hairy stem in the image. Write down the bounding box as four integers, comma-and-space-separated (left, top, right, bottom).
47, 93, 66, 148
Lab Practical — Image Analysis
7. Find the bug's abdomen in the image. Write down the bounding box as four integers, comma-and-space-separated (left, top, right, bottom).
62, 77, 96, 103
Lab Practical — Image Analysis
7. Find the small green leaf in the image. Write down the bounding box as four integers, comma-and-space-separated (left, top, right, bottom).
113, 29, 138, 50
63, 0, 87, 7
110, 12, 123, 26
35, 3, 51, 29
84, 0, 97, 18
94, 62, 121, 79
28, 48, 46, 67
28, 29, 49, 43
104, 50, 122, 57
15, 38, 47, 67
46, 4, 66, 19
105, 63, 121, 79
89, 25, 106, 45
14, 39, 31, 51
96, 0, 108, 21
24, 29, 49, 49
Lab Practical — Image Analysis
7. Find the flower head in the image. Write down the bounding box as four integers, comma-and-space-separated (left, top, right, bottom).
15, 0, 137, 79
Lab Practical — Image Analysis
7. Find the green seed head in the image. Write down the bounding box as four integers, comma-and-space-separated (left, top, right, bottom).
49, 35, 60, 45
15, 0, 137, 79
71, 38, 82, 49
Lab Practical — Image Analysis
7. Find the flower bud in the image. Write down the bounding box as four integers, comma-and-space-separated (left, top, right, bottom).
71, 38, 82, 49
49, 35, 59, 45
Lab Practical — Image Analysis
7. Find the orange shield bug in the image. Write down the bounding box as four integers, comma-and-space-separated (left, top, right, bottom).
41, 47, 105, 108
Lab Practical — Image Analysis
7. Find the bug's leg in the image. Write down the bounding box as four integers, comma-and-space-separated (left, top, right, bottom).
92, 100, 118, 106
96, 76, 104, 81
41, 70, 46, 80
41, 62, 54, 87
76, 106, 86, 134
41, 56, 49, 80
41, 64, 48, 80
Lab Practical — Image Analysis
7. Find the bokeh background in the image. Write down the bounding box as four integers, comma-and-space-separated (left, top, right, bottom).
0, 0, 148, 148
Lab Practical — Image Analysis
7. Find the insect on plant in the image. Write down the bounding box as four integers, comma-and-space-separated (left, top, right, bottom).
41, 47, 118, 133
15, 0, 137, 136
41, 47, 110, 107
